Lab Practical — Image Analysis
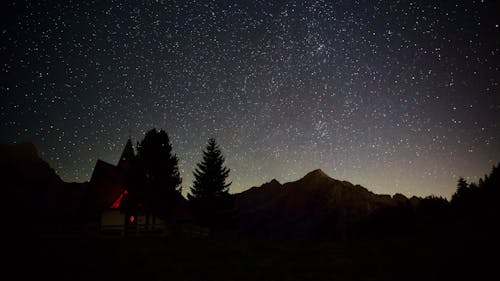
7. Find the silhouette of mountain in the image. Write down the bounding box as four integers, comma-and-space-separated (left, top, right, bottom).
235, 169, 415, 238
3, 142, 496, 281
1, 142, 458, 239
0, 143, 88, 231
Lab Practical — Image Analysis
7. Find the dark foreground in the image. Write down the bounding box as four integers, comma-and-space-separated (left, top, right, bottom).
11, 222, 497, 281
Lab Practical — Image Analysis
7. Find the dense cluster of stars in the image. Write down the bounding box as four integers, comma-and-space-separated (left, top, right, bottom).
1, 0, 498, 197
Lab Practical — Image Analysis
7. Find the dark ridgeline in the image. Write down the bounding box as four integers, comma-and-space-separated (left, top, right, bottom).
2, 135, 499, 281
233, 164, 499, 239
0, 132, 498, 240
0, 142, 89, 238
235, 169, 417, 238
188, 138, 234, 230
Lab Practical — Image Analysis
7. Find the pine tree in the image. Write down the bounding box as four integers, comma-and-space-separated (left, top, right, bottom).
451, 177, 469, 205
132, 129, 182, 221
188, 138, 233, 228
457, 177, 469, 193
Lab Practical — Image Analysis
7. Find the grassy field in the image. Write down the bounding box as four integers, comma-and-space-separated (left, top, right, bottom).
16, 224, 494, 281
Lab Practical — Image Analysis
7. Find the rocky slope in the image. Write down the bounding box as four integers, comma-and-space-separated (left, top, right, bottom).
234, 169, 416, 238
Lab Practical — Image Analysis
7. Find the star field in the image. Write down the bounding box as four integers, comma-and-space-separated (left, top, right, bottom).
1, 0, 499, 198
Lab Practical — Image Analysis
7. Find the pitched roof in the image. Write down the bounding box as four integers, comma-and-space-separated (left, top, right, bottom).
117, 138, 135, 171
88, 160, 126, 209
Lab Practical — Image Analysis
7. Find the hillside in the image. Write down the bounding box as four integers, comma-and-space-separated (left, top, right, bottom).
235, 169, 417, 238
0, 143, 88, 225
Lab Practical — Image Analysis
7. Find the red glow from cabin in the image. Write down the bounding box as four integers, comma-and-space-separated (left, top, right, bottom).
110, 190, 128, 209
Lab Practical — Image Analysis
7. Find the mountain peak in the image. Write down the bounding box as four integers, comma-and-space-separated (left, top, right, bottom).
292, 169, 335, 186
259, 179, 281, 190
269, 179, 280, 185
304, 169, 330, 179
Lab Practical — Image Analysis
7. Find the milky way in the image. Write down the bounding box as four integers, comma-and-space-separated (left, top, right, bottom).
1, 0, 499, 197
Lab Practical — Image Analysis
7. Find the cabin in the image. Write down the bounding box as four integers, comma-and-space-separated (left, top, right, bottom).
88, 139, 186, 235
86, 139, 130, 231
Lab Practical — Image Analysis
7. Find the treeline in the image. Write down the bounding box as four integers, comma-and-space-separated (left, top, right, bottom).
121, 128, 233, 230
1, 127, 498, 238
364, 163, 500, 237
451, 164, 500, 220
121, 128, 500, 236
120, 128, 500, 234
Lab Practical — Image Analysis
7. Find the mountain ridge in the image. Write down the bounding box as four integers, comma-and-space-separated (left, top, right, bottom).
234, 168, 417, 238
1, 142, 422, 238
1, 142, 89, 226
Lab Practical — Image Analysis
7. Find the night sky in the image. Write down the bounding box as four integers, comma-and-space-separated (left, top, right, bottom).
1, 0, 499, 198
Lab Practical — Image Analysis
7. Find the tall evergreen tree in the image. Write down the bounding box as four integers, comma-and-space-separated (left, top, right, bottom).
127, 129, 182, 222
188, 138, 233, 228
451, 177, 469, 210
456, 177, 469, 193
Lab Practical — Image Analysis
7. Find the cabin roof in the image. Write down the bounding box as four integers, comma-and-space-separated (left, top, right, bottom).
88, 159, 126, 209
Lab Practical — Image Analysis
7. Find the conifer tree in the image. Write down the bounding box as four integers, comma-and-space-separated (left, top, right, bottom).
188, 138, 232, 228
127, 129, 182, 221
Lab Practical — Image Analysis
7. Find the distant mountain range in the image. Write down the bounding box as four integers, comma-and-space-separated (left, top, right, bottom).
234, 169, 420, 238
1, 142, 424, 237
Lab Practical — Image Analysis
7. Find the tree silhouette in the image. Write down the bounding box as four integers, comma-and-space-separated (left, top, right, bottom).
451, 177, 470, 210
480, 163, 499, 190
457, 177, 468, 191
188, 138, 233, 229
125, 129, 182, 224
451, 163, 500, 219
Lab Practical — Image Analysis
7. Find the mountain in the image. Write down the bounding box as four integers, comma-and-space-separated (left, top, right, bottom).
1, 142, 421, 238
0, 142, 189, 226
0, 143, 88, 226
234, 169, 416, 238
